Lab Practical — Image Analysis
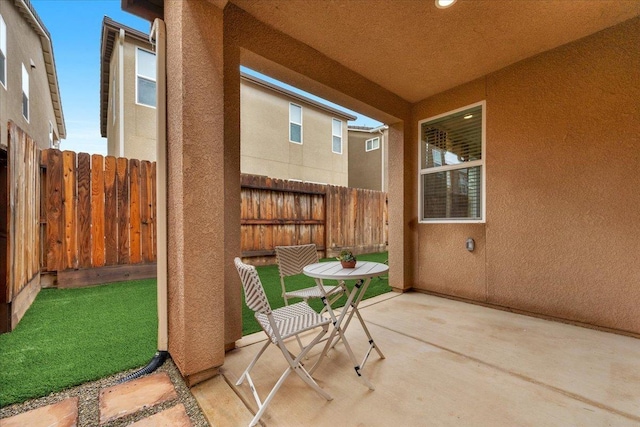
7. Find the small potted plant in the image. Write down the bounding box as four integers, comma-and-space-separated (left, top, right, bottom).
337, 249, 357, 268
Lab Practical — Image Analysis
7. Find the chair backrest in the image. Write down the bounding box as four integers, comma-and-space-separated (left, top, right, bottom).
275, 244, 319, 278
235, 258, 271, 315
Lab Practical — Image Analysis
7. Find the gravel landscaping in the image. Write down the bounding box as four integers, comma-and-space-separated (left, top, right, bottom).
0, 357, 210, 426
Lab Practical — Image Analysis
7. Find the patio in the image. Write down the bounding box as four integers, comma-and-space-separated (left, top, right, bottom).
195, 292, 640, 426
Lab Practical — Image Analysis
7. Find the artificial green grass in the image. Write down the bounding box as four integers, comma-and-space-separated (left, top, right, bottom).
0, 280, 157, 407
242, 251, 391, 336
0, 251, 390, 407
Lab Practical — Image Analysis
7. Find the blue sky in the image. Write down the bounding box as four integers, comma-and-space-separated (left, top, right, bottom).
32, 0, 381, 155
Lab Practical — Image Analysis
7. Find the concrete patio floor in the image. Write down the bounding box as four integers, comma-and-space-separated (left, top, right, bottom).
194, 292, 640, 426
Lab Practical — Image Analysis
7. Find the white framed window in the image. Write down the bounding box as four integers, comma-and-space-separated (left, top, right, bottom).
136, 47, 156, 107
0, 15, 6, 89
21, 63, 29, 122
289, 103, 302, 144
366, 137, 380, 152
332, 118, 342, 154
418, 101, 485, 223
48, 121, 54, 146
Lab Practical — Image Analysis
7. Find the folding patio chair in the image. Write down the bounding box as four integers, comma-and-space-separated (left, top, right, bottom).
275, 244, 346, 309
234, 258, 333, 427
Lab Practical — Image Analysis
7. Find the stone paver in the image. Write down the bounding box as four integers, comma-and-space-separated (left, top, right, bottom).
1, 397, 78, 427
99, 372, 177, 424
129, 403, 192, 427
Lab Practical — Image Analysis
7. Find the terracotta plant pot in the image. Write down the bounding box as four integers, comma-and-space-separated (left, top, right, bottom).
341, 260, 356, 268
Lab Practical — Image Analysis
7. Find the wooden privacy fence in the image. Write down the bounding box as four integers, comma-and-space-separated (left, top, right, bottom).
241, 174, 388, 262
40, 154, 385, 282
41, 149, 156, 287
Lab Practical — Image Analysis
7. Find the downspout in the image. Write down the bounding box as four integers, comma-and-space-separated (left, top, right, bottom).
379, 128, 385, 192
118, 29, 125, 157
151, 18, 168, 355
119, 18, 168, 383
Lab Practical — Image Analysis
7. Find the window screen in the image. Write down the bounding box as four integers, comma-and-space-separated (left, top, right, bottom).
289, 103, 302, 143
419, 103, 484, 222
136, 48, 156, 107
22, 64, 29, 121
332, 118, 342, 153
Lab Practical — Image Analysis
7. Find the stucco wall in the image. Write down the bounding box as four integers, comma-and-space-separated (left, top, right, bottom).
105, 34, 156, 161
0, 1, 59, 150
348, 129, 387, 191
106, 43, 119, 156
413, 17, 640, 335
165, 0, 242, 384
241, 79, 349, 186
123, 39, 156, 161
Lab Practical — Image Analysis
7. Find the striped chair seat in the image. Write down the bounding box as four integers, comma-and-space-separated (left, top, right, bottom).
285, 285, 342, 301
257, 302, 331, 343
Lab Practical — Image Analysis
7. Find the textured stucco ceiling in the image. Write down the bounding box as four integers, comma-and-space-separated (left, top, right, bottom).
231, 0, 640, 103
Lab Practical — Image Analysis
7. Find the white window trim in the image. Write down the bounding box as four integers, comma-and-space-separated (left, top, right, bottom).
289, 102, 303, 144
332, 118, 343, 154
48, 121, 54, 146
21, 63, 29, 122
0, 15, 6, 89
365, 136, 380, 152
112, 75, 116, 124
417, 100, 486, 224
135, 46, 156, 109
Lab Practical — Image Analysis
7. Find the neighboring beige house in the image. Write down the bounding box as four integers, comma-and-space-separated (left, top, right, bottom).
0, 0, 65, 150
100, 17, 156, 161
101, 18, 355, 186
121, 0, 639, 389
241, 72, 354, 186
348, 125, 388, 191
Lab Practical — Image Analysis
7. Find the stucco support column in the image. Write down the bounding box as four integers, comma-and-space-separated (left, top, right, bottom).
387, 122, 414, 291
223, 7, 243, 351
164, 0, 241, 386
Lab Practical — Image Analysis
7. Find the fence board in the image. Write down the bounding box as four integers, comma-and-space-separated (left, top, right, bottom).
91, 155, 105, 267
77, 153, 92, 268
63, 151, 78, 269
45, 149, 64, 271
129, 159, 142, 264
104, 156, 118, 265
140, 161, 153, 263
117, 158, 130, 265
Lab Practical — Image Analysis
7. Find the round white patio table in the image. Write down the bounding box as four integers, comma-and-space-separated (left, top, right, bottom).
303, 260, 388, 390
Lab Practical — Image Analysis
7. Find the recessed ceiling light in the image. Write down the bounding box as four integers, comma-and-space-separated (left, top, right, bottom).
435, 0, 457, 9
463, 114, 473, 119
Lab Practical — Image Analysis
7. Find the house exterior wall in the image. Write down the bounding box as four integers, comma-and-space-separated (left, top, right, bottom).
106, 41, 120, 156
348, 129, 388, 191
122, 39, 156, 161
413, 17, 640, 335
240, 77, 349, 186
0, 1, 60, 149
105, 34, 156, 161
